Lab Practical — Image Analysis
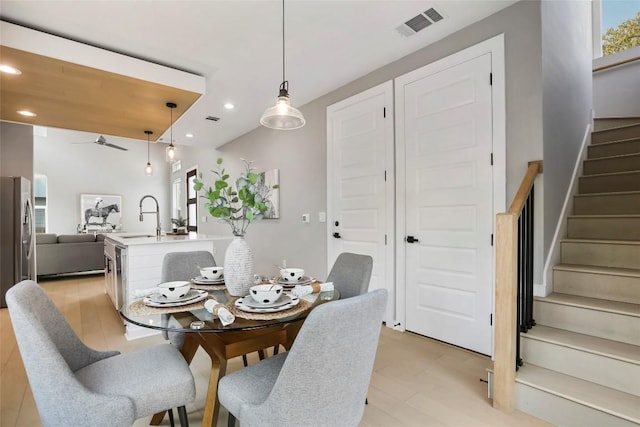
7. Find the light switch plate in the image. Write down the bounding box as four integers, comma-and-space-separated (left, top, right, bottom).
318, 212, 326, 223
302, 213, 310, 223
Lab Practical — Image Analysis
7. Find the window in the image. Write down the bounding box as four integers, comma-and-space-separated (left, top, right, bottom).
172, 178, 183, 220
598, 0, 640, 57
34, 174, 47, 233
186, 169, 197, 232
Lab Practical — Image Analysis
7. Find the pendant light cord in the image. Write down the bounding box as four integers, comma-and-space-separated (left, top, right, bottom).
282, 0, 285, 83
147, 133, 150, 163
170, 105, 173, 146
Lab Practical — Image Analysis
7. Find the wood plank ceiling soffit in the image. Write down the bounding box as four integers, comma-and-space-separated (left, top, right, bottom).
0, 46, 202, 141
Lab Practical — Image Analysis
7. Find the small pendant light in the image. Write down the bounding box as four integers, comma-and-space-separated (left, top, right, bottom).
144, 130, 153, 176
260, 0, 305, 130
166, 102, 177, 161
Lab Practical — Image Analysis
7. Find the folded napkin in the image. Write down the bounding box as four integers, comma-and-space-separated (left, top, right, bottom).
204, 298, 235, 326
133, 287, 159, 298
291, 282, 334, 298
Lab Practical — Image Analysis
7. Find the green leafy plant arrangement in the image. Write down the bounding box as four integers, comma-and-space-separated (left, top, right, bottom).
193, 158, 279, 236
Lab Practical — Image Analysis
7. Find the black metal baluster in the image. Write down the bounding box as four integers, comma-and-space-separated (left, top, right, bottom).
516, 210, 523, 369
527, 187, 536, 330
515, 184, 536, 371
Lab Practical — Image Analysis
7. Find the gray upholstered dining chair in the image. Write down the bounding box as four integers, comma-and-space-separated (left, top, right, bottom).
327, 252, 373, 299
219, 288, 388, 427
160, 250, 259, 367
6, 280, 195, 427
269, 251, 374, 358
160, 250, 217, 349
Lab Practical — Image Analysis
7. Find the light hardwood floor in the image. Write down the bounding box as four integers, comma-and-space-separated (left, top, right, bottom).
1, 275, 552, 427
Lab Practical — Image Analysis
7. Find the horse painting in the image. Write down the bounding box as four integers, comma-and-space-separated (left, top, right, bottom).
84, 204, 120, 226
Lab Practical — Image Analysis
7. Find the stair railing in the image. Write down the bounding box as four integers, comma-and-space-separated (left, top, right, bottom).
493, 160, 543, 411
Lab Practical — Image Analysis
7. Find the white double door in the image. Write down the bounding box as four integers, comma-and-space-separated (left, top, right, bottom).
328, 45, 498, 355
397, 52, 494, 355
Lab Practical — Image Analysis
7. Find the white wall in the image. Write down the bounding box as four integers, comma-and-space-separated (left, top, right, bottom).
593, 45, 640, 117
541, 0, 594, 258
34, 128, 171, 234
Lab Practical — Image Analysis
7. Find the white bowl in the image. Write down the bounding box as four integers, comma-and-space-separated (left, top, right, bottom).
280, 268, 305, 283
249, 284, 284, 304
200, 266, 224, 280
157, 281, 191, 300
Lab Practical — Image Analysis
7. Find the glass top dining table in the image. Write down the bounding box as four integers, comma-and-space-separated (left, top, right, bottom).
119, 286, 340, 333
119, 285, 340, 427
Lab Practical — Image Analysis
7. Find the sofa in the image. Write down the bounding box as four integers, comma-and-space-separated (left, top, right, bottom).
36, 233, 106, 277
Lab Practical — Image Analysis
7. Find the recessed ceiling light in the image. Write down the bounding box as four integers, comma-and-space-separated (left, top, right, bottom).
0, 65, 22, 75
185, 133, 194, 138
17, 110, 37, 117
224, 103, 235, 110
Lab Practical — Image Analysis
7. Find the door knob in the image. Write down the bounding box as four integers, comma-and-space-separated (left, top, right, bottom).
406, 235, 419, 243
333, 232, 342, 239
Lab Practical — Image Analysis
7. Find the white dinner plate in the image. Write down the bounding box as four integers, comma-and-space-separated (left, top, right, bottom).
276, 275, 313, 286
241, 294, 293, 309
144, 290, 208, 307
234, 295, 300, 313
192, 276, 225, 285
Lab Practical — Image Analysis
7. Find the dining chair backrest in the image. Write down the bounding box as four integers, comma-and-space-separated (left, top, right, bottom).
160, 250, 216, 348
6, 280, 133, 426
326, 252, 373, 299
161, 250, 216, 282
230, 288, 387, 426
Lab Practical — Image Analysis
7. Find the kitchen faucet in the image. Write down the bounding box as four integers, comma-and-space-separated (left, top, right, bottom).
139, 195, 161, 237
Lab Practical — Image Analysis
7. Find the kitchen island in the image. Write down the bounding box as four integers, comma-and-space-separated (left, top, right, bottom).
104, 233, 231, 339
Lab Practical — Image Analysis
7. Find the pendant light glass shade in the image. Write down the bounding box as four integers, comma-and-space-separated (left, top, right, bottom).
260, 81, 305, 129
166, 102, 177, 161
166, 144, 176, 161
260, 0, 305, 130
144, 130, 153, 176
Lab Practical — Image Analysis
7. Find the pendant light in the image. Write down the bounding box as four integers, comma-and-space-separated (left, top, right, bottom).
260, 0, 305, 130
144, 130, 153, 176
166, 102, 177, 161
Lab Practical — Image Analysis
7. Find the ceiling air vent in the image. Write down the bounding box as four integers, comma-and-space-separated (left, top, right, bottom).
396, 7, 445, 37
424, 8, 443, 23
205, 116, 220, 122
405, 14, 431, 33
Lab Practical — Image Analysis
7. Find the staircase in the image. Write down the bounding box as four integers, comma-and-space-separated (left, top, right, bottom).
515, 119, 640, 426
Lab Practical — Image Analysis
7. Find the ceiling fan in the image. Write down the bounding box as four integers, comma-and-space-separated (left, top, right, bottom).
72, 135, 128, 151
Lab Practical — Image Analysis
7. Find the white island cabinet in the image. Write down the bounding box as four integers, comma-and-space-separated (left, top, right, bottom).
104, 233, 231, 340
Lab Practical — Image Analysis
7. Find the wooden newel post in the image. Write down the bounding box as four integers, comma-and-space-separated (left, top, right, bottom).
493, 212, 518, 411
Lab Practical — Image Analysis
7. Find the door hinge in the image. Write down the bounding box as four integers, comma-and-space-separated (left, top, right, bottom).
384, 170, 387, 182
489, 73, 493, 86
490, 313, 493, 325
490, 152, 493, 165
491, 234, 494, 246
385, 234, 387, 245
383, 107, 386, 118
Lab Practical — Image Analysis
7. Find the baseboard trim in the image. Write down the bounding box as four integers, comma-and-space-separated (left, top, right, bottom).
534, 282, 549, 297
542, 123, 592, 293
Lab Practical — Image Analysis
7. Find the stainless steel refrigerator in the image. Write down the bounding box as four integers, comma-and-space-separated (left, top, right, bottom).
1, 176, 35, 307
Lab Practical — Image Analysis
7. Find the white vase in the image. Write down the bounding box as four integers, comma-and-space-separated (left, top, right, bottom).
224, 235, 254, 296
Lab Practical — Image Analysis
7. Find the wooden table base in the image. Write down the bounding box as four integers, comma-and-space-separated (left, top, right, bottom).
150, 323, 300, 427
